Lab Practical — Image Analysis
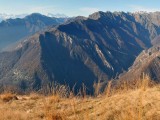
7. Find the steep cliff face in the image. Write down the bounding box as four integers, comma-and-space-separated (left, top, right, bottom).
0, 11, 160, 92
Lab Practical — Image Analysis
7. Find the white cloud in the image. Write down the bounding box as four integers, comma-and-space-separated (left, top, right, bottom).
130, 5, 160, 12
79, 7, 99, 15
0, 5, 57, 15
27, 6, 56, 15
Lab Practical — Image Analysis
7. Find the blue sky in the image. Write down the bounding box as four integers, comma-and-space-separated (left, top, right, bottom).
0, 0, 160, 16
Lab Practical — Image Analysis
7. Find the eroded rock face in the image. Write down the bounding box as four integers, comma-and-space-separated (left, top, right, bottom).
0, 11, 160, 93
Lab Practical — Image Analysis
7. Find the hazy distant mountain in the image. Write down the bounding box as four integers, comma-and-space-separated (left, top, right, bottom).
0, 13, 69, 22
1, 11, 160, 93
0, 13, 27, 22
0, 13, 68, 51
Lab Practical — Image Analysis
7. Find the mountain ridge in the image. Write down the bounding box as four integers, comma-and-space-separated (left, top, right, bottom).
0, 11, 160, 93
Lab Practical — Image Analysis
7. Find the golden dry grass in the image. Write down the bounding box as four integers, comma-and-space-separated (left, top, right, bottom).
0, 93, 18, 102
0, 77, 159, 120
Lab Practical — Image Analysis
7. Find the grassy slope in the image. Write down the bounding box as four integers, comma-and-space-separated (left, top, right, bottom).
0, 83, 159, 120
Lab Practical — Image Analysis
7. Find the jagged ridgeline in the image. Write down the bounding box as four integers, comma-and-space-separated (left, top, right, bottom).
0, 11, 160, 94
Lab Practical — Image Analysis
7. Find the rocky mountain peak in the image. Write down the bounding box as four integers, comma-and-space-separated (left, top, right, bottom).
88, 11, 107, 20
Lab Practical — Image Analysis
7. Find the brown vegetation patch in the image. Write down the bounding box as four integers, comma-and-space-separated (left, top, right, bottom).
0, 93, 18, 102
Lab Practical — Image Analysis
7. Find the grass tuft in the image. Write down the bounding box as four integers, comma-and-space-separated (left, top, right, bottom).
0, 93, 18, 102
